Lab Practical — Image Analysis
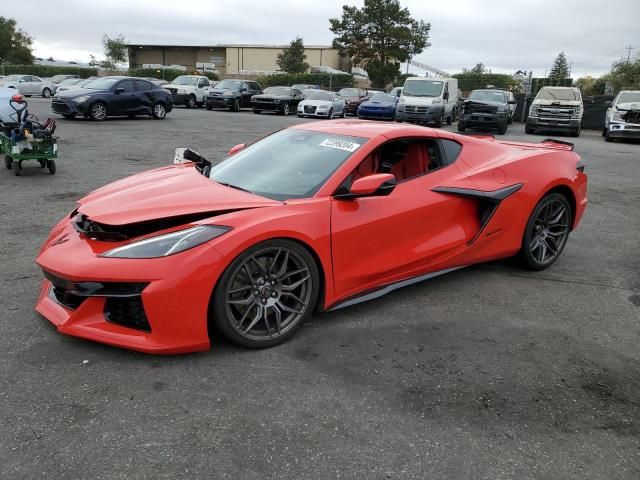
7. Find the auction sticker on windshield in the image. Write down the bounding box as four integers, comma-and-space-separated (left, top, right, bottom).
319, 138, 361, 152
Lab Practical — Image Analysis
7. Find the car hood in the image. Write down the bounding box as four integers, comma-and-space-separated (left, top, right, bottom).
57, 87, 105, 99
209, 88, 238, 95
464, 99, 505, 107
164, 83, 196, 90
299, 99, 332, 107
77, 165, 279, 226
360, 100, 396, 108
615, 102, 640, 111
532, 99, 582, 107
253, 94, 291, 100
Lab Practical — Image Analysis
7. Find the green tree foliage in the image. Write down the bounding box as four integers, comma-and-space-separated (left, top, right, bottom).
276, 37, 310, 74
463, 63, 487, 74
330, 0, 431, 88
453, 72, 522, 93
606, 55, 640, 92
0, 17, 34, 65
574, 76, 607, 95
548, 52, 569, 81
102, 34, 128, 68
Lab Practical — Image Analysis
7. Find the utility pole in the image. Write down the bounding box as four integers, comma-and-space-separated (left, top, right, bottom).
625, 45, 634, 62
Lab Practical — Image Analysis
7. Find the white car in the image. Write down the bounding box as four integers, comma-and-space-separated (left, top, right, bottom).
162, 75, 214, 108
0, 74, 56, 98
297, 90, 346, 119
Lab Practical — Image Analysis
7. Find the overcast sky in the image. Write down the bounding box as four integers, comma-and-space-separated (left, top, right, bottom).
11, 0, 640, 78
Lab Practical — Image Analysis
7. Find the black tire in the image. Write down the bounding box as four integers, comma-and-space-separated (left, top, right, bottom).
231, 98, 239, 112
89, 102, 107, 121
497, 122, 507, 135
42, 88, 52, 98
13, 161, 21, 176
605, 129, 613, 142
282, 103, 290, 116
206, 104, 213, 111
38, 159, 47, 168
253, 109, 261, 114
62, 113, 76, 119
507, 113, 513, 125
186, 95, 196, 109
446, 114, 452, 125
602, 128, 607, 137
525, 124, 535, 134
520, 193, 572, 270
197, 100, 204, 108
342, 107, 347, 118
328, 108, 334, 119
457, 122, 466, 132
434, 112, 444, 128
5, 155, 12, 170
570, 127, 580, 137
152, 102, 167, 119
212, 239, 320, 349
47, 159, 56, 174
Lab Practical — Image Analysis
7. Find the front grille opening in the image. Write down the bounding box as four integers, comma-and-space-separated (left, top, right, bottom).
50, 285, 86, 310
104, 296, 151, 332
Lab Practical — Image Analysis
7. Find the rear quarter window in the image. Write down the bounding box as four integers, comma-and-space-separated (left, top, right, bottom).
441, 139, 462, 165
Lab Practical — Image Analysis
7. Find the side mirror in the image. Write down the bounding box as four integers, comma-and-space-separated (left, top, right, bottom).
604, 101, 612, 107
396, 90, 401, 97
227, 143, 246, 156
335, 173, 396, 200
114, 87, 124, 94
443, 92, 449, 101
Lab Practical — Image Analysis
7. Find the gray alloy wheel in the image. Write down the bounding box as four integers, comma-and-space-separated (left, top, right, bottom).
152, 103, 166, 119
213, 240, 319, 348
42, 88, 51, 98
90, 103, 107, 121
231, 98, 240, 112
328, 108, 334, 119
521, 193, 571, 270
282, 103, 290, 115
187, 95, 196, 108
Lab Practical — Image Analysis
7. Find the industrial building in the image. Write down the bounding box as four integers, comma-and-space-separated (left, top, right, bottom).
127, 43, 345, 77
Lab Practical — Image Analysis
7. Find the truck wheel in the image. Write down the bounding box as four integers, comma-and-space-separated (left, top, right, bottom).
525, 124, 535, 134
570, 127, 580, 137
457, 122, 466, 132
186, 95, 196, 109
13, 161, 21, 176
434, 113, 444, 128
605, 130, 614, 142
497, 122, 507, 135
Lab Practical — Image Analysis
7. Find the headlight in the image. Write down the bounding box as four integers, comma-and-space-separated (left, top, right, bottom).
100, 225, 230, 259
529, 104, 539, 116
223, 91, 234, 96
317, 104, 329, 109
274, 99, 281, 104
178, 88, 187, 94
431, 99, 442, 104
73, 95, 91, 104
612, 108, 625, 121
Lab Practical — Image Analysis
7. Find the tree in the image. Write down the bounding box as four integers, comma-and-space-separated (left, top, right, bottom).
102, 34, 128, 68
0, 17, 34, 65
574, 76, 607, 95
276, 37, 309, 74
549, 52, 569, 81
330, 0, 431, 88
466, 63, 487, 75
606, 55, 640, 92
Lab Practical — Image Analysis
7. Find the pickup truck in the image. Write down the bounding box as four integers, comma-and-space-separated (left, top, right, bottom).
603, 90, 640, 142
526, 86, 583, 137
162, 75, 214, 108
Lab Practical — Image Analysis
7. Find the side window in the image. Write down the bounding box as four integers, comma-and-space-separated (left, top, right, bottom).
21, 76, 32, 82
440, 139, 462, 166
241, 82, 248, 91
135, 80, 152, 91
200, 78, 210, 87
117, 80, 135, 92
32, 76, 42, 82
253, 82, 262, 91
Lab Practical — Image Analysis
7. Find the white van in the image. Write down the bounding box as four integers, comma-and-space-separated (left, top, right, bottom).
396, 77, 459, 127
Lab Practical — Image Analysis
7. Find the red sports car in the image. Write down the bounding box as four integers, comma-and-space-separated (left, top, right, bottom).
36, 120, 587, 354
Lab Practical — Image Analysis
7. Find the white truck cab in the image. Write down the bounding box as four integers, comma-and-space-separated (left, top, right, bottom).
163, 75, 213, 108
396, 77, 459, 127
603, 90, 640, 142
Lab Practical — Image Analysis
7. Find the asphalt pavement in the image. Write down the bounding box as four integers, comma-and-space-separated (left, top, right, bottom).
1, 98, 638, 479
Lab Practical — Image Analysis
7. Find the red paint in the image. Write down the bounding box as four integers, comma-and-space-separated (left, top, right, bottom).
35, 120, 587, 354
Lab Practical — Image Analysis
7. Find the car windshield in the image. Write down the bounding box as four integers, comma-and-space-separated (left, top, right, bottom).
617, 92, 640, 104
306, 92, 333, 101
339, 88, 361, 97
59, 79, 80, 86
217, 80, 242, 90
209, 129, 366, 201
83, 78, 120, 90
77, 79, 94, 87
469, 90, 506, 103
264, 87, 291, 95
369, 93, 395, 103
3, 75, 22, 81
292, 84, 313, 91
537, 88, 580, 101
403, 80, 444, 97
172, 76, 199, 86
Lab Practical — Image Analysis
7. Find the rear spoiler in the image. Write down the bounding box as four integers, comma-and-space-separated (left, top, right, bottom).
539, 138, 575, 151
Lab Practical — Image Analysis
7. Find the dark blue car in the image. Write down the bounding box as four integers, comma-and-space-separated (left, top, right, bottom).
51, 76, 173, 121
357, 93, 398, 121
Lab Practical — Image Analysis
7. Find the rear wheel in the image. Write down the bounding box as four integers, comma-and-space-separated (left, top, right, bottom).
212, 239, 319, 348
5, 155, 12, 170
13, 161, 21, 176
42, 88, 52, 98
520, 193, 571, 270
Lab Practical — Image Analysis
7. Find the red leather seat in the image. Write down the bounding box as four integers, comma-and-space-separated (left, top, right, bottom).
391, 143, 429, 181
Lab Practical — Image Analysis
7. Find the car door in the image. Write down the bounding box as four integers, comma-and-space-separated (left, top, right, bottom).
198, 78, 210, 102
18, 76, 34, 94
110, 79, 137, 114
30, 76, 44, 95
330, 137, 474, 299
134, 80, 155, 113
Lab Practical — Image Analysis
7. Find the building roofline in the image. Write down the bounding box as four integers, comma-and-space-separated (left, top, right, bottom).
127, 43, 335, 50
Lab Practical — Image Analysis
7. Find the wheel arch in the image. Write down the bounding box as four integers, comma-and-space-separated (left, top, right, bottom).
540, 184, 577, 230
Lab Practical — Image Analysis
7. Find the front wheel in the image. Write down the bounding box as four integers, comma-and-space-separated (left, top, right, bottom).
525, 124, 535, 134
89, 102, 107, 121
47, 159, 56, 174
152, 102, 167, 119
42, 88, 52, 98
434, 112, 444, 128
212, 239, 319, 348
570, 127, 580, 137
186, 95, 196, 109
446, 114, 452, 125
231, 98, 240, 112
5, 155, 13, 170
282, 103, 290, 116
497, 122, 507, 135
328, 108, 334, 119
457, 122, 466, 132
520, 193, 571, 270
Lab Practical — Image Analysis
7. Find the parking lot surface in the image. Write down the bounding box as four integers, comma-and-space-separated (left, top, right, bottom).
1, 98, 639, 479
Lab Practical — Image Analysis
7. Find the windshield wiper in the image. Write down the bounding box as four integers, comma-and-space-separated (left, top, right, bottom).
216, 181, 253, 194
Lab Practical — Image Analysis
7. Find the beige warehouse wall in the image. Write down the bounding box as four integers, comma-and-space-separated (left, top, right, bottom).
132, 49, 164, 65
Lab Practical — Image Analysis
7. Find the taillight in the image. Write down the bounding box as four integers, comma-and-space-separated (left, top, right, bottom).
577, 159, 585, 172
